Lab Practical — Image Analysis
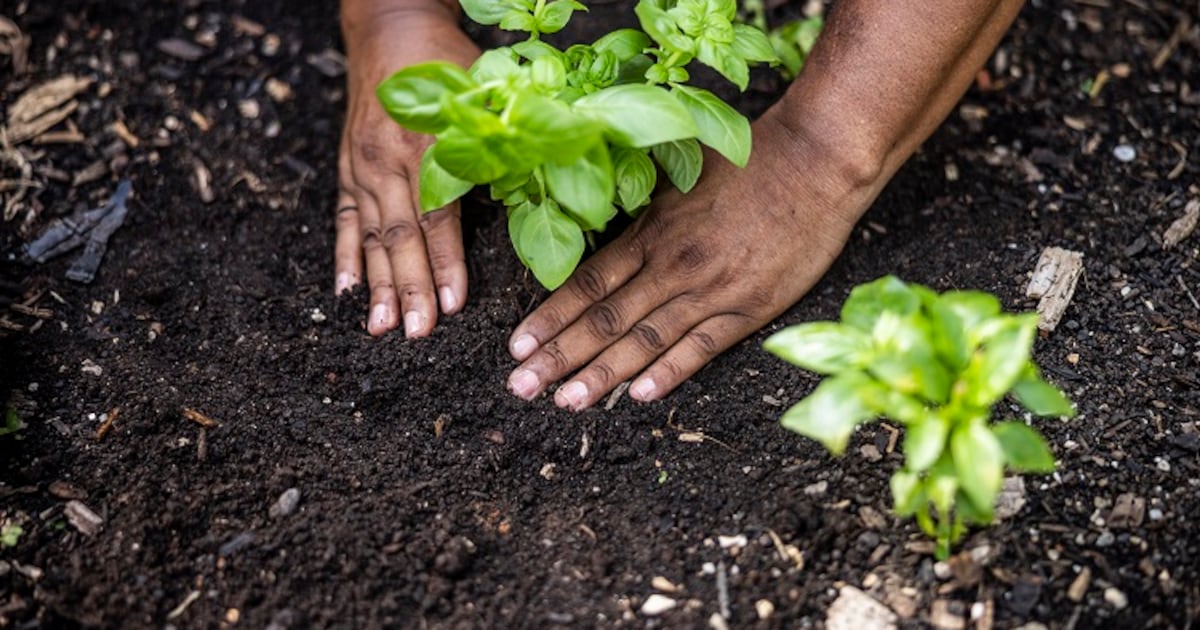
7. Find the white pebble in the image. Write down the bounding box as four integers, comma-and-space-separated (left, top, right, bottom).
640, 594, 677, 616
1104, 587, 1128, 610
1113, 144, 1136, 162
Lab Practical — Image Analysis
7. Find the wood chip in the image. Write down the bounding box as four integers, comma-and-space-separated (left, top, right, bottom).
1162, 199, 1198, 249
3, 75, 90, 144
64, 500, 103, 536
182, 407, 219, 428
1067, 567, 1091, 602
111, 120, 140, 148
47, 481, 88, 500
1152, 15, 1191, 71
1025, 246, 1084, 333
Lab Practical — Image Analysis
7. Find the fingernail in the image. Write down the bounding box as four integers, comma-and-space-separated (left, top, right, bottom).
511, 334, 538, 360
439, 286, 458, 313
556, 381, 589, 411
630, 377, 657, 401
336, 272, 353, 295
371, 303, 390, 329
508, 368, 539, 400
404, 311, 425, 338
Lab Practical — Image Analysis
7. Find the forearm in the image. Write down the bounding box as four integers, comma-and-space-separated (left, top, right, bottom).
342, 0, 462, 39
772, 0, 1024, 189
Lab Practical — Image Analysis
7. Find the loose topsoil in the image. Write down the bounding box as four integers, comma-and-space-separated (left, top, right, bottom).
2, 0, 1199, 628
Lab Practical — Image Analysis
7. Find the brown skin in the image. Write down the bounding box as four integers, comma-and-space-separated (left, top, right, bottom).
336, 0, 1025, 408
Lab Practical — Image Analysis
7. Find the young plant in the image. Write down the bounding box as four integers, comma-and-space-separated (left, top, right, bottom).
764, 276, 1075, 558
1, 522, 22, 548
740, 0, 822, 79
377, 0, 778, 289
0, 407, 24, 437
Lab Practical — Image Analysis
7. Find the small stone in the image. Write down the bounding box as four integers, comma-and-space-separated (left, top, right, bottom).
1067, 567, 1091, 602
640, 594, 677, 616
933, 561, 953, 580
265, 77, 294, 103
1148, 508, 1164, 521
1095, 530, 1115, 547
1112, 144, 1136, 162
269, 488, 301, 519
80, 359, 103, 376
261, 33, 281, 57
826, 586, 897, 630
219, 531, 256, 557
1155, 457, 1171, 472
1104, 587, 1128, 610
539, 463, 557, 480
707, 613, 730, 630
157, 37, 206, 61
701, 562, 716, 575
717, 534, 747, 549
860, 444, 883, 462
64, 500, 103, 536
238, 99, 261, 120
309, 308, 326, 323
803, 480, 828, 496
930, 599, 965, 630
651, 576, 682, 593
755, 599, 775, 620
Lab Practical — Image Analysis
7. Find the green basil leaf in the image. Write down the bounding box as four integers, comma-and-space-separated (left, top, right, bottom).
925, 464, 958, 516
469, 48, 521, 82
593, 29, 653, 61
950, 420, 1004, 519
939, 290, 1001, 335
731, 23, 778, 63
696, 38, 749, 90
793, 16, 823, 54
903, 412, 949, 472
1012, 370, 1075, 417
763, 321, 870, 375
890, 469, 923, 516
779, 372, 877, 455
993, 421, 1056, 473
518, 199, 586, 289
613, 147, 656, 212
868, 311, 952, 404
961, 314, 1037, 408
508, 91, 604, 164
670, 85, 750, 166
925, 298, 971, 371
499, 11, 538, 32
418, 145, 474, 211
537, 0, 586, 34
651, 138, 703, 192
441, 92, 505, 136
433, 129, 509, 183
512, 39, 563, 62
376, 62, 475, 134
508, 200, 536, 268
634, 0, 697, 54
459, 0, 513, 25
531, 55, 567, 93
705, 0, 736, 21
573, 84, 698, 148
544, 142, 616, 231
840, 275, 921, 332
858, 387, 926, 425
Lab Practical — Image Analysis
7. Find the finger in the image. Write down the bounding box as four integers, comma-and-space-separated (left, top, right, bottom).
553, 298, 705, 411
333, 190, 363, 295
356, 193, 401, 336
507, 274, 669, 401
412, 184, 467, 316
629, 314, 757, 402
366, 178, 438, 339
508, 234, 644, 362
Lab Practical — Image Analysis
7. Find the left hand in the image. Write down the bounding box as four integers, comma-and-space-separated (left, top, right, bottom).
504, 110, 882, 410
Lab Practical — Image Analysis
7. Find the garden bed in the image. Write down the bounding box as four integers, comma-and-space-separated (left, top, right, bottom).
2, 0, 1198, 627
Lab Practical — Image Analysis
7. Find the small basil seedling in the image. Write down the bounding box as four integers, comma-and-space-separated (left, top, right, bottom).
765, 276, 1075, 558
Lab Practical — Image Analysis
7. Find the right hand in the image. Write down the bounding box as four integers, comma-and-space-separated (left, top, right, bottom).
335, 8, 481, 337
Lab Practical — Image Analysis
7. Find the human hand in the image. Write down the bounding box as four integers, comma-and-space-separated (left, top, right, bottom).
505, 111, 883, 410
335, 8, 480, 337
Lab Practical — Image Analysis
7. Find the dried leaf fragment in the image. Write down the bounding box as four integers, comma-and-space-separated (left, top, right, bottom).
1163, 199, 1198, 249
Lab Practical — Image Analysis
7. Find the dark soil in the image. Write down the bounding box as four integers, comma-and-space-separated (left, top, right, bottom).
2, 0, 1199, 628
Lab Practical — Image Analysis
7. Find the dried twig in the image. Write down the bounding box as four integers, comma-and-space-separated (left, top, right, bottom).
95, 406, 120, 440
182, 407, 219, 428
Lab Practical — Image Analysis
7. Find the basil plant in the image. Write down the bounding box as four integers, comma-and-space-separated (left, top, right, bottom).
765, 276, 1075, 558
377, 0, 779, 289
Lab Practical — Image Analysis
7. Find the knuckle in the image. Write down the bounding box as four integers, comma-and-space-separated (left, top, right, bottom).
570, 264, 609, 302
686, 328, 719, 356
658, 358, 684, 380
585, 302, 625, 339
360, 224, 384, 252
588, 362, 616, 387
381, 220, 421, 251
335, 209, 359, 231
668, 240, 710, 275
541, 341, 572, 372
630, 322, 666, 352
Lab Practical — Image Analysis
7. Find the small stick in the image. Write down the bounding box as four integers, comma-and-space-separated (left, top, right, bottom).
1178, 276, 1200, 311
182, 407, 219, 428
716, 561, 731, 621
95, 406, 119, 440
